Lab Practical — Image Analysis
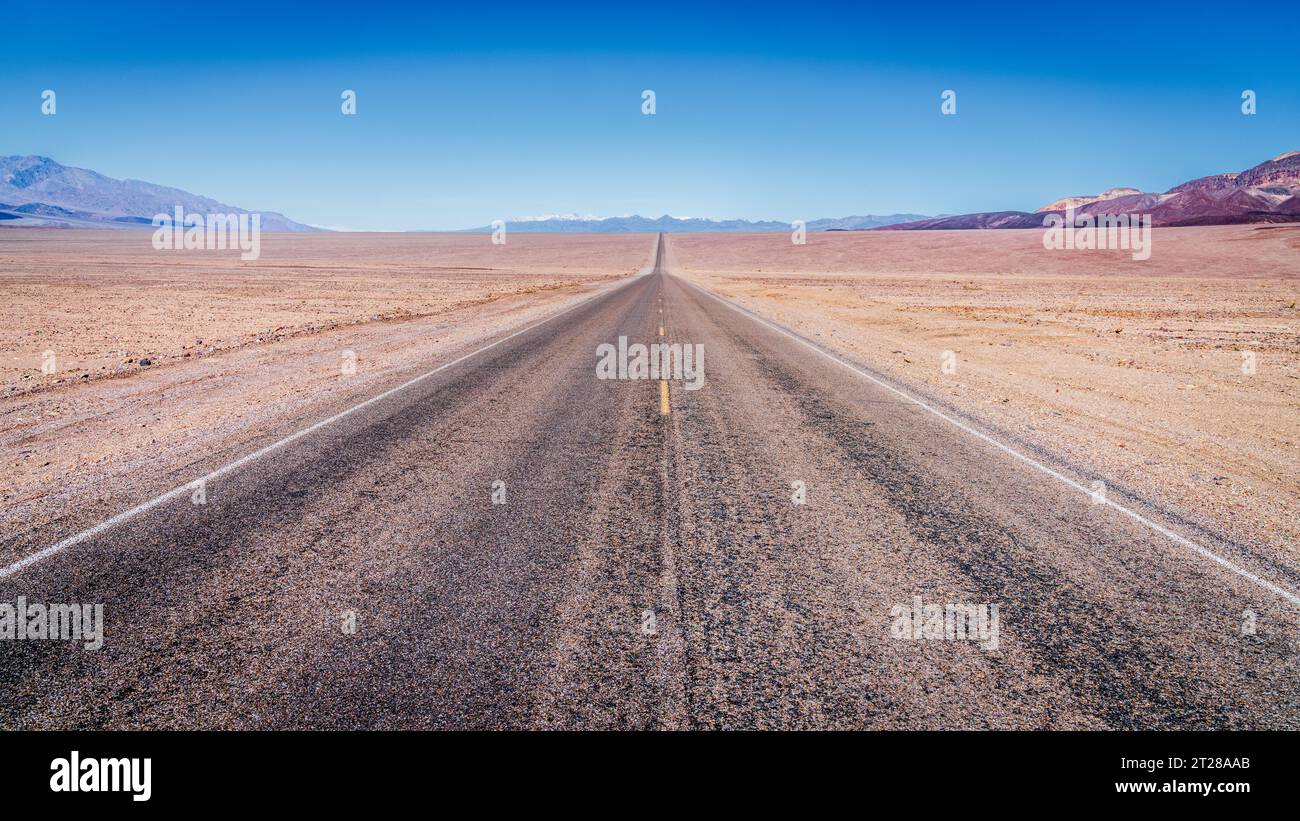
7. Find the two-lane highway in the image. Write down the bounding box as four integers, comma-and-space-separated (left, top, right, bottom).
2, 234, 1297, 729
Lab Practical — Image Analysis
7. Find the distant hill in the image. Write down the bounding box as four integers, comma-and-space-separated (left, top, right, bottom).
806, 214, 931, 231
0, 156, 318, 231
883, 151, 1300, 231
458, 213, 929, 233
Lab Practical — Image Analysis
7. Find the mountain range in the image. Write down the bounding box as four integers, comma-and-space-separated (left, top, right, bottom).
6, 151, 1298, 234
0, 159, 923, 232
457, 213, 931, 233
0, 156, 317, 231
883, 151, 1300, 230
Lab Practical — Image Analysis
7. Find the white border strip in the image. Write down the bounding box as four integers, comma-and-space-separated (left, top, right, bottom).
678, 275, 1300, 609
1, 263, 652, 580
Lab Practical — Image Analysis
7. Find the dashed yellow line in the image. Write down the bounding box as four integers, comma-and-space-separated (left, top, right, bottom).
659, 380, 670, 415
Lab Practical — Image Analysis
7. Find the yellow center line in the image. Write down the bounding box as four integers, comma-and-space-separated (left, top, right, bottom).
659, 380, 670, 415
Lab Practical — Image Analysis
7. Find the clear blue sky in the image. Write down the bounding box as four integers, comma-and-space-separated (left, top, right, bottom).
4, 1, 1297, 230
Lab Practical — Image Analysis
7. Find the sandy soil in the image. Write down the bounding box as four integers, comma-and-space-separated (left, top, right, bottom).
667, 226, 1300, 557
1, 230, 649, 396
0, 230, 652, 548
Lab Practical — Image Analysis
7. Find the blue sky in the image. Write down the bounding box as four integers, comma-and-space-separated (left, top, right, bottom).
4, 1, 1297, 230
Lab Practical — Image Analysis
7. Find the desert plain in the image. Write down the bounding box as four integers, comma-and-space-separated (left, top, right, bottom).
0, 225, 1296, 569
0, 230, 652, 559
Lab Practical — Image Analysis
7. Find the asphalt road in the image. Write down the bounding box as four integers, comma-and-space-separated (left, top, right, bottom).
2, 234, 1297, 729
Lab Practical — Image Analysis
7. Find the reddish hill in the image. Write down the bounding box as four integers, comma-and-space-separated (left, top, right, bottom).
883, 150, 1300, 231
1275, 195, 1300, 214
881, 211, 1044, 230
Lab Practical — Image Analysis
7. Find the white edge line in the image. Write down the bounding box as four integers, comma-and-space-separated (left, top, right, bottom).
1, 261, 655, 581
678, 274, 1300, 609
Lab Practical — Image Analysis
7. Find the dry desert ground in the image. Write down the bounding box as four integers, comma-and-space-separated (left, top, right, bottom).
0, 230, 652, 554
1, 230, 651, 395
